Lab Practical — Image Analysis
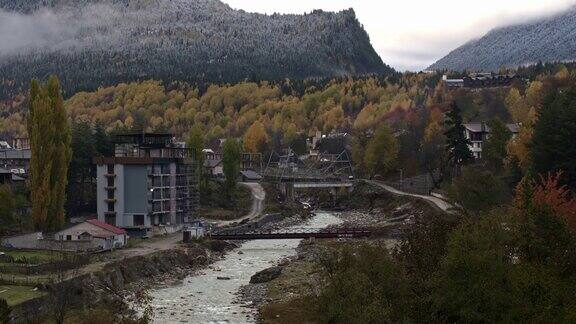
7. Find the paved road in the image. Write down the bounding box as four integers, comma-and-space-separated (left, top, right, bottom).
365, 180, 454, 213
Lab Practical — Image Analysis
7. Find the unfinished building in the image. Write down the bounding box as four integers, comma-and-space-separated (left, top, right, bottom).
94, 133, 199, 237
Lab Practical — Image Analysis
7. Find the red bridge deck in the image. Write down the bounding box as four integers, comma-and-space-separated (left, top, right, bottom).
210, 228, 372, 240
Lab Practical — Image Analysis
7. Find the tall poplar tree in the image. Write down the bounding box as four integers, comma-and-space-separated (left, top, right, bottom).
187, 125, 206, 192
28, 76, 72, 232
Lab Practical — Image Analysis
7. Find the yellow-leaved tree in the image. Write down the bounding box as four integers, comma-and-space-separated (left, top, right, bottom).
243, 121, 269, 153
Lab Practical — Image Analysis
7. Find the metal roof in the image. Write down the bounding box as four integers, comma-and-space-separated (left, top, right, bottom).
464, 123, 521, 134
0, 149, 31, 159
240, 170, 263, 180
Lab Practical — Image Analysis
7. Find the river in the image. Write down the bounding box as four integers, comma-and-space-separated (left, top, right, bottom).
149, 212, 342, 324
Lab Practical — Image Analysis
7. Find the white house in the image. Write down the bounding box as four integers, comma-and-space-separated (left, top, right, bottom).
464, 122, 520, 159
55, 219, 128, 251
205, 157, 224, 177
442, 75, 464, 89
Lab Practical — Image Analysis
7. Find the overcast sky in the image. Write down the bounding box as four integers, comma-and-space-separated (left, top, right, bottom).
223, 0, 576, 72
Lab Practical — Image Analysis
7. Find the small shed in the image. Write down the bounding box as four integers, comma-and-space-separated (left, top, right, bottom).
240, 170, 263, 182
183, 221, 205, 242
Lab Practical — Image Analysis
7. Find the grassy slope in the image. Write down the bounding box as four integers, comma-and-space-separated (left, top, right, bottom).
0, 285, 46, 306
197, 180, 252, 221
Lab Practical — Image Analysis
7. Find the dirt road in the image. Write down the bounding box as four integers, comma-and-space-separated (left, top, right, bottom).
365, 180, 454, 213
218, 182, 266, 226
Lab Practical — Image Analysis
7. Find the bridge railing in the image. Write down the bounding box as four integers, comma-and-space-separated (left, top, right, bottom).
209, 227, 372, 240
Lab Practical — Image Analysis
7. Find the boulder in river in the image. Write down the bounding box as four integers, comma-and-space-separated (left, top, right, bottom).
249, 266, 282, 284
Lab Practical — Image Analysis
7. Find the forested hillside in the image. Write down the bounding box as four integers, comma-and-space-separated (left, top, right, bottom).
1, 76, 424, 140
0, 0, 392, 99
429, 5, 576, 71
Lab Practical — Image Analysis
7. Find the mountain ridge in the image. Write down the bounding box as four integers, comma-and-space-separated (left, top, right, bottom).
429, 6, 576, 71
0, 0, 392, 98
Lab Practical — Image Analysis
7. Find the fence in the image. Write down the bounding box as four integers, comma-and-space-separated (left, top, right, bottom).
0, 273, 55, 286
0, 254, 90, 276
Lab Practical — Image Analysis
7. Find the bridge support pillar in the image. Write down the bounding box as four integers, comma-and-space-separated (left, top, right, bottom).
278, 183, 295, 201
331, 187, 337, 206
286, 183, 295, 201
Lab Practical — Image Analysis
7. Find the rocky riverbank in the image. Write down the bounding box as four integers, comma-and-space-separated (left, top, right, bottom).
11, 240, 238, 322
237, 181, 444, 322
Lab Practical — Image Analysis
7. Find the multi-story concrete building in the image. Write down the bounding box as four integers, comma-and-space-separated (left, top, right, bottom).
464, 123, 520, 159
94, 133, 198, 236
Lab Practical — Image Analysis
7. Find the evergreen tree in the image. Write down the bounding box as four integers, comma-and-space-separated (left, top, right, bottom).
444, 102, 473, 171
28, 76, 72, 232
66, 121, 97, 215
532, 87, 576, 190
94, 122, 113, 157
483, 118, 512, 172
0, 185, 16, 227
222, 139, 242, 193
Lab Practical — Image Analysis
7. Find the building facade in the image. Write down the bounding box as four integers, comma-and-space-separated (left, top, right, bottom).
55, 219, 127, 251
94, 133, 198, 235
0, 148, 31, 174
464, 123, 520, 159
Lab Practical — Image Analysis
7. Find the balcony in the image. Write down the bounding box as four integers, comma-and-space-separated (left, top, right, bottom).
104, 211, 117, 216
104, 173, 116, 178
104, 198, 117, 203
105, 186, 116, 191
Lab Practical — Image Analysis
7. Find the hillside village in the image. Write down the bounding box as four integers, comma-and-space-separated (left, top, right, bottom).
0, 1, 576, 323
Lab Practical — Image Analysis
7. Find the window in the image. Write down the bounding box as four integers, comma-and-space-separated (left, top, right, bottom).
107, 177, 114, 187
108, 202, 115, 212
470, 132, 483, 142
107, 164, 114, 174
105, 215, 116, 226
153, 202, 162, 212
107, 190, 114, 200
134, 214, 145, 226
66, 235, 72, 241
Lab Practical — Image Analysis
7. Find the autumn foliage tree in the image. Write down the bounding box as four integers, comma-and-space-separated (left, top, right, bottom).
28, 76, 72, 232
243, 120, 269, 153
421, 108, 448, 187
364, 125, 398, 177
515, 172, 576, 233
